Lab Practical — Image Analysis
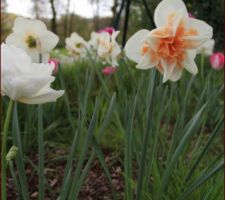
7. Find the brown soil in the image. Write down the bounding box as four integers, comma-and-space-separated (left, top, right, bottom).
7, 149, 125, 200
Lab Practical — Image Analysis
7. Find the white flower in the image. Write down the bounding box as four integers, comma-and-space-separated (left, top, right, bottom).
6, 17, 59, 63
65, 32, 88, 58
89, 32, 101, 49
89, 31, 121, 66
1, 43, 64, 104
197, 39, 215, 56
125, 0, 213, 82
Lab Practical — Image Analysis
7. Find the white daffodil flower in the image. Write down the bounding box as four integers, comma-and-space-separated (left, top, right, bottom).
6, 17, 59, 63
65, 32, 88, 59
89, 32, 100, 49
89, 31, 121, 66
1, 43, 64, 104
125, 0, 213, 82
197, 39, 215, 56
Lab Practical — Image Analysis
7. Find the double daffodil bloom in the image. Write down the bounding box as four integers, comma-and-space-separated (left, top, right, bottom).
125, 0, 213, 82
89, 31, 121, 66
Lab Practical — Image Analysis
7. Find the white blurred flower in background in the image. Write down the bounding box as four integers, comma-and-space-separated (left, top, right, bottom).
89, 31, 121, 66
65, 32, 88, 59
6, 17, 59, 63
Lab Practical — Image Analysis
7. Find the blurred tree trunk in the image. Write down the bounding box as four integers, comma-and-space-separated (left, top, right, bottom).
64, 0, 71, 38
111, 0, 119, 24
33, 0, 40, 19
69, 3, 76, 34
90, 0, 100, 30
49, 0, 57, 34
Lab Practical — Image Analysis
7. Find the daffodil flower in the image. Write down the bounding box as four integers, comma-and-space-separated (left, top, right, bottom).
89, 31, 121, 66
65, 32, 88, 59
5, 17, 59, 63
1, 43, 64, 104
125, 0, 213, 82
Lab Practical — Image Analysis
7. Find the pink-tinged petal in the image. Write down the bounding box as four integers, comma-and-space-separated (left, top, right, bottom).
48, 58, 59, 74
183, 18, 213, 49
102, 66, 117, 75
154, 0, 188, 28
125, 29, 150, 63
182, 50, 198, 75
98, 27, 115, 35
210, 52, 224, 70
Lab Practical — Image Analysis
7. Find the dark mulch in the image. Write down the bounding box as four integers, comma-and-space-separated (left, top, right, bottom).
7, 149, 125, 200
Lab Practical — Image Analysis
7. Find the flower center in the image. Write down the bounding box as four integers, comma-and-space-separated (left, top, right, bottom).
26, 35, 37, 48
143, 14, 199, 69
75, 43, 83, 48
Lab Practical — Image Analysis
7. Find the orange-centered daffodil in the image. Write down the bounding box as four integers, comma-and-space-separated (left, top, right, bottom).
125, 0, 213, 82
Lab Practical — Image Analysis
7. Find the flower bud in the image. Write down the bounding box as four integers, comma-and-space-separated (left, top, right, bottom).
6, 146, 18, 161
102, 66, 117, 75
210, 52, 224, 70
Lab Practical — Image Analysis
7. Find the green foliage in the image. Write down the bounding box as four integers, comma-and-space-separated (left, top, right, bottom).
3, 51, 224, 199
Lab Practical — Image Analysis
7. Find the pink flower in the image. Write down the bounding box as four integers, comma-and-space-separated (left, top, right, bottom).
102, 66, 117, 75
48, 58, 59, 74
97, 27, 115, 35
210, 52, 224, 70
188, 13, 195, 18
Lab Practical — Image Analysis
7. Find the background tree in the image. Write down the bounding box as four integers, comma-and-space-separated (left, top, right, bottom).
49, 0, 57, 34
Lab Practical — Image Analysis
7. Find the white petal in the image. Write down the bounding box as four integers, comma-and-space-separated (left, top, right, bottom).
1, 43, 32, 77
2, 75, 54, 100
137, 50, 158, 69
183, 18, 213, 48
161, 60, 173, 83
168, 67, 183, 82
161, 59, 183, 82
5, 33, 27, 49
154, 0, 188, 28
182, 50, 198, 75
125, 29, 149, 63
28, 51, 49, 63
40, 31, 59, 52
111, 43, 121, 57
13, 17, 47, 36
12, 17, 31, 34
19, 88, 64, 104
111, 31, 120, 42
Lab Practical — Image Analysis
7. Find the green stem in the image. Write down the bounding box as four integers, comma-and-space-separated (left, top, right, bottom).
38, 53, 45, 200
38, 104, 44, 200
136, 69, 158, 200
200, 54, 205, 80
1, 99, 14, 200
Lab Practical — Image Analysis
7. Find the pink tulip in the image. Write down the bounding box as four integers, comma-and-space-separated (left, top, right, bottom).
48, 58, 59, 74
210, 52, 224, 70
97, 27, 115, 35
102, 66, 117, 75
